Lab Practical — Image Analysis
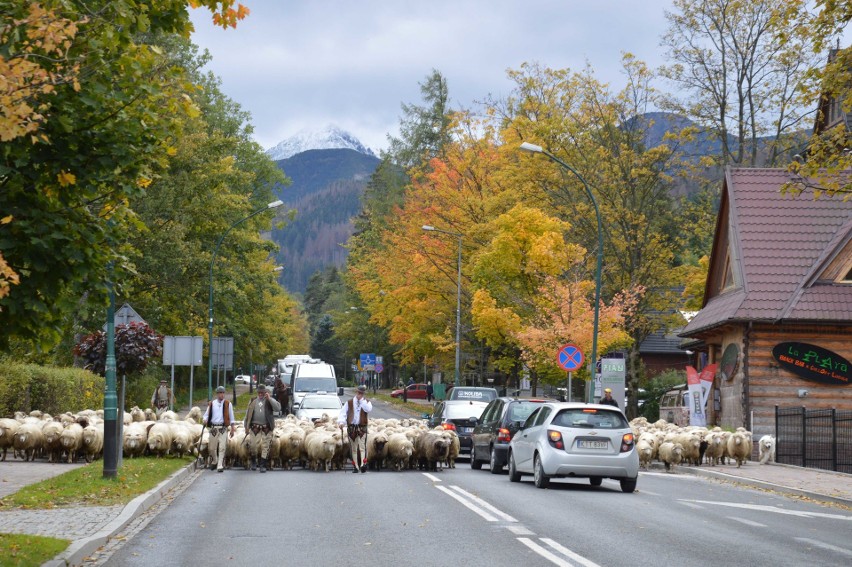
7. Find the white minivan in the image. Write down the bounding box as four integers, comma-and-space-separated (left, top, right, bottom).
289, 361, 342, 414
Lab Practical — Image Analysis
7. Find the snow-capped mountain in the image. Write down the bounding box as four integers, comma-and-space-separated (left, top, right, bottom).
266, 125, 376, 161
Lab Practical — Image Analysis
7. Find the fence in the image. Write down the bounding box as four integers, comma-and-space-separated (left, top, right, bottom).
775, 406, 852, 474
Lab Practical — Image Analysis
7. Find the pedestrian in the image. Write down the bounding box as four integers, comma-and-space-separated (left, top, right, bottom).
151, 379, 175, 416
338, 384, 372, 473
402, 382, 408, 403
244, 384, 280, 472
202, 386, 235, 472
408, 376, 414, 387
273, 374, 290, 415
426, 381, 433, 402
600, 387, 619, 408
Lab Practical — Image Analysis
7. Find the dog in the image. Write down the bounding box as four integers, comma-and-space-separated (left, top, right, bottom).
758, 435, 776, 464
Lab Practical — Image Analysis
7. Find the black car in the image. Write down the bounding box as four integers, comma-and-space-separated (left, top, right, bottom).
470, 397, 547, 473
427, 399, 490, 456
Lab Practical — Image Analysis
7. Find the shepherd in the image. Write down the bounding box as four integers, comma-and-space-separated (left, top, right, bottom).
151, 379, 175, 416
338, 385, 372, 473
273, 373, 290, 416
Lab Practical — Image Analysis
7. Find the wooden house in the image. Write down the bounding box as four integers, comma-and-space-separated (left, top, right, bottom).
678, 168, 852, 439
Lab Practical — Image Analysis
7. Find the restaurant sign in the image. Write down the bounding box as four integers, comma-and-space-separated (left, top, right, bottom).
772, 342, 850, 386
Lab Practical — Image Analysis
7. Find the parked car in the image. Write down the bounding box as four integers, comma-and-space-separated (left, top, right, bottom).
390, 383, 428, 399
427, 399, 490, 455
507, 402, 639, 492
295, 394, 342, 422
234, 375, 255, 385
470, 397, 547, 473
447, 386, 498, 403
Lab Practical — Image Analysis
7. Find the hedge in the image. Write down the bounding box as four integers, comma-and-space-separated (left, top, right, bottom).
0, 364, 104, 416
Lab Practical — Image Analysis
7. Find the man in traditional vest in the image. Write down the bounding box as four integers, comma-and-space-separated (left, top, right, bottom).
244, 384, 279, 473
151, 379, 175, 416
203, 386, 235, 472
338, 384, 372, 473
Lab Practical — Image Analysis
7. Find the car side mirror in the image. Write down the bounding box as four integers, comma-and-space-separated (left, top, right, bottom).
337, 387, 344, 396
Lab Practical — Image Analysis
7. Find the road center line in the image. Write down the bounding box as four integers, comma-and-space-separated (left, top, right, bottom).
540, 538, 602, 567
728, 516, 767, 528
422, 472, 441, 482
449, 485, 517, 522
794, 537, 852, 558
505, 525, 535, 536
682, 500, 852, 521
679, 501, 704, 510
516, 538, 574, 567
435, 485, 497, 522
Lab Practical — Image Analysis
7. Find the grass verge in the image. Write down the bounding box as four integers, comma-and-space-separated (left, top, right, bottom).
0, 456, 192, 509
0, 533, 70, 567
373, 393, 434, 417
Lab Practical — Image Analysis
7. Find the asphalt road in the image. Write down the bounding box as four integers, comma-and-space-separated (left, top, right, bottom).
103, 398, 852, 567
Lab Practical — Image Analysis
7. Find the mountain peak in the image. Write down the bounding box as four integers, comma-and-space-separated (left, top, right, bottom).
266, 125, 376, 161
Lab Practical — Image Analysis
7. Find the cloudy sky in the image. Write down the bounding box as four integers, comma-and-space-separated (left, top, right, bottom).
189, 0, 676, 153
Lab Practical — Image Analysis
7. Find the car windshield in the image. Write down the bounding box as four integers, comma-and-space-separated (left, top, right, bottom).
294, 378, 336, 392
443, 402, 488, 420
551, 408, 628, 429
449, 388, 497, 402
300, 397, 340, 410
508, 402, 543, 422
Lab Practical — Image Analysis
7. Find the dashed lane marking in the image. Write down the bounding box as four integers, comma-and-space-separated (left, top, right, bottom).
449, 485, 517, 522
728, 517, 767, 528
505, 525, 535, 536
679, 501, 705, 510
422, 472, 441, 482
435, 485, 498, 522
794, 537, 852, 558
540, 538, 603, 567
682, 500, 852, 521
517, 538, 575, 567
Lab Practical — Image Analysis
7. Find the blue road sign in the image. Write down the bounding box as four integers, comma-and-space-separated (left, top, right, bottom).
557, 343, 584, 372
360, 353, 376, 371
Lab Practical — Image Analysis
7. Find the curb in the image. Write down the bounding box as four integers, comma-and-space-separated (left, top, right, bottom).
44, 461, 197, 567
647, 463, 852, 507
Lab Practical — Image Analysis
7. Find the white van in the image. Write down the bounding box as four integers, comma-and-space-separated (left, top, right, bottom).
289, 361, 342, 414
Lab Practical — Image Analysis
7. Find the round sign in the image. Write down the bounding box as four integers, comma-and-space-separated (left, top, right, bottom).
374, 363, 384, 373
720, 343, 739, 381
557, 344, 584, 372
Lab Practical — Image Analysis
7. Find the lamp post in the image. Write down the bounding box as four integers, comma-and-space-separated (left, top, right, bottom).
422, 225, 462, 386
103, 266, 118, 478
519, 142, 603, 403
208, 200, 284, 401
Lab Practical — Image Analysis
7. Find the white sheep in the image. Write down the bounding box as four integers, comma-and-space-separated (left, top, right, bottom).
636, 438, 655, 469
13, 422, 44, 462
386, 433, 414, 471
60, 422, 84, 463
147, 422, 174, 457
304, 430, 338, 472
42, 421, 65, 463
123, 421, 151, 458
703, 431, 726, 466
169, 422, 194, 458
727, 431, 752, 468
658, 441, 684, 472
130, 406, 145, 422
0, 418, 20, 461
758, 435, 776, 464
81, 424, 104, 463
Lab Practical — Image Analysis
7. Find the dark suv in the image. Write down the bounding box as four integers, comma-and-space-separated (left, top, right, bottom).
470, 397, 546, 473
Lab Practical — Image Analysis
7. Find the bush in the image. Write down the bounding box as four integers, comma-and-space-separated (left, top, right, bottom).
0, 363, 104, 416
639, 369, 686, 421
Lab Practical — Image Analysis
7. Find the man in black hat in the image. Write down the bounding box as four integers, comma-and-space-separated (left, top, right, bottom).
244, 384, 279, 472
338, 385, 372, 473
203, 386, 235, 472
151, 379, 175, 416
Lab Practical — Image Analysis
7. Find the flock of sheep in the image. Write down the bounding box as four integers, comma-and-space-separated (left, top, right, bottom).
630, 416, 776, 471
0, 407, 462, 473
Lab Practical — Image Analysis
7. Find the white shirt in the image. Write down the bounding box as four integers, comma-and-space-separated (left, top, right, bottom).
338, 396, 372, 425
203, 398, 235, 425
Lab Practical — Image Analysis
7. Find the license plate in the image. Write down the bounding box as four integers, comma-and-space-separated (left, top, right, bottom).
578, 440, 608, 449
460, 427, 473, 434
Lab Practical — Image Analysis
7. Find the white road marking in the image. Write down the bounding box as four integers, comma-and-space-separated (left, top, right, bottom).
679, 501, 705, 510
682, 500, 852, 521
639, 489, 661, 496
422, 472, 441, 482
435, 485, 497, 521
541, 538, 602, 567
794, 538, 852, 558
506, 525, 535, 536
517, 538, 575, 567
728, 516, 767, 528
449, 485, 517, 522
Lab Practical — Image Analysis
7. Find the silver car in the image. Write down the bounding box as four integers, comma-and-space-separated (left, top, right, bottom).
507, 402, 639, 492
295, 394, 342, 422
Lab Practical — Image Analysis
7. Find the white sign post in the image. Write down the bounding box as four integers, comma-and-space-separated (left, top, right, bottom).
163, 336, 204, 407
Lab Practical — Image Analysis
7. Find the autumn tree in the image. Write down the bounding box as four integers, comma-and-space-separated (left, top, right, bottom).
659, 0, 817, 167
0, 0, 249, 349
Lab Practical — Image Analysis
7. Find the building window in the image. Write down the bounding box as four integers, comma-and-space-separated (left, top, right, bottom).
840, 266, 852, 283
722, 254, 735, 290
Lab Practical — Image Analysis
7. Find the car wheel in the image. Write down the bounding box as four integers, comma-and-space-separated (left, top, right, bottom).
508, 452, 521, 482
533, 454, 550, 489
620, 478, 637, 493
489, 447, 503, 474
470, 446, 482, 470
589, 476, 602, 487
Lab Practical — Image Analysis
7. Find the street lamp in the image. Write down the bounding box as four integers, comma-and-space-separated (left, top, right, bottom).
422, 224, 463, 386
208, 199, 284, 401
519, 142, 603, 403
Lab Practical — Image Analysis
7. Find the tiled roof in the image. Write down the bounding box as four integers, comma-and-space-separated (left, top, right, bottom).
681, 168, 852, 337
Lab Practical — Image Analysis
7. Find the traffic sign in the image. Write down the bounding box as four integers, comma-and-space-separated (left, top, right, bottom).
375, 363, 384, 373
557, 343, 584, 372
359, 353, 376, 371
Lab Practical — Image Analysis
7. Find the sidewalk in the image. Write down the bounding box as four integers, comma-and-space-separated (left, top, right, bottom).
651, 460, 852, 507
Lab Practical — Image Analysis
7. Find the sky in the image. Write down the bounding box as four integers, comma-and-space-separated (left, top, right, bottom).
189, 1, 677, 153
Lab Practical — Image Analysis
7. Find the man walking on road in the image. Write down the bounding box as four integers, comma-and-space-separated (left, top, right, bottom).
151, 379, 175, 416
203, 386, 235, 472
244, 384, 279, 473
338, 385, 372, 473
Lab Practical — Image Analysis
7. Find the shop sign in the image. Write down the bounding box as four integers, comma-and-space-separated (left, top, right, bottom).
772, 342, 850, 386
